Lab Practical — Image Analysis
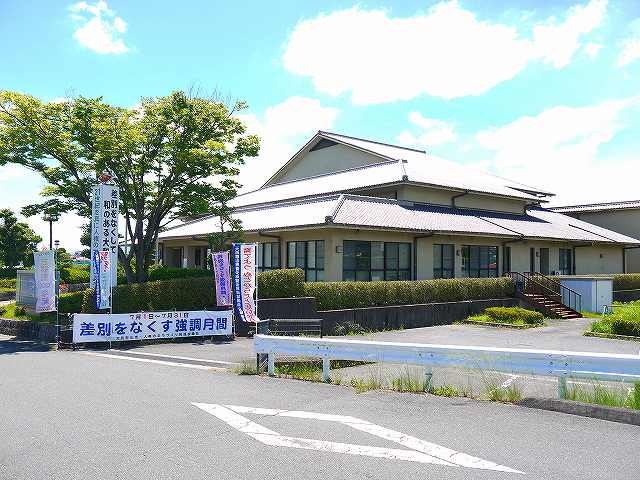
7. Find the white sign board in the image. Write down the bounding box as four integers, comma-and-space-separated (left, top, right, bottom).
34, 251, 56, 313
73, 309, 233, 343
90, 184, 119, 288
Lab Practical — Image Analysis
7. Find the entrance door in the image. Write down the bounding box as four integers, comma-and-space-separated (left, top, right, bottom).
540, 248, 549, 275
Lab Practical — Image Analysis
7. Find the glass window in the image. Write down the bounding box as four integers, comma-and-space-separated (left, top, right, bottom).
286, 241, 324, 281
559, 248, 573, 275
257, 242, 281, 272
461, 245, 498, 278
433, 244, 454, 278
503, 246, 511, 273
343, 240, 411, 281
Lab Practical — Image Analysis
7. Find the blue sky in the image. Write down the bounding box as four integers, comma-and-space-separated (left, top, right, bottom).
1, 0, 640, 251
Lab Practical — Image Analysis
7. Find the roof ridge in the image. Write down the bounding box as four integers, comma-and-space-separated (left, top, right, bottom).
236, 158, 400, 197
318, 130, 427, 154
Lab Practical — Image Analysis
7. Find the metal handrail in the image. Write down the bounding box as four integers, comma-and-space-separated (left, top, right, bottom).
523, 272, 582, 313
506, 271, 581, 313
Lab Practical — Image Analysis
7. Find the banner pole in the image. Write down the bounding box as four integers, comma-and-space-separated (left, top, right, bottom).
255, 243, 259, 337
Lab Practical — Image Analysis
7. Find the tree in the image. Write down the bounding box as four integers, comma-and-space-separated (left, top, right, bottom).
0, 209, 42, 267
0, 90, 259, 282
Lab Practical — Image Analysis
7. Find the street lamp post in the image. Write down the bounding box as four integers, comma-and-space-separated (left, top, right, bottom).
42, 214, 59, 250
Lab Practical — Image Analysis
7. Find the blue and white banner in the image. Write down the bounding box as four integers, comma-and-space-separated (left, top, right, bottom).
94, 249, 112, 310
90, 184, 119, 288
212, 251, 231, 306
34, 251, 56, 313
232, 243, 259, 323
73, 309, 234, 343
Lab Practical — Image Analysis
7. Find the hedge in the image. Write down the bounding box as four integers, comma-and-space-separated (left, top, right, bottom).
147, 265, 213, 282
0, 278, 16, 289
258, 269, 305, 298
59, 291, 86, 314
614, 274, 640, 291
304, 277, 515, 311
484, 306, 543, 325
81, 269, 305, 313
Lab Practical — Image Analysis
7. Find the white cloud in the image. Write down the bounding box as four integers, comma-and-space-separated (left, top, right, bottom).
69, 1, 129, 54
397, 112, 457, 147
617, 37, 640, 67
532, 0, 607, 67
583, 41, 603, 58
475, 97, 640, 205
282, 1, 607, 104
236, 97, 339, 191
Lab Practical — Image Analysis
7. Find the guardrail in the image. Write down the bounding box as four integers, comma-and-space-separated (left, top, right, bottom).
254, 335, 640, 398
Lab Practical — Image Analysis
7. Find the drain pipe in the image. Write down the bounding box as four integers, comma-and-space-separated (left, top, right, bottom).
450, 191, 469, 208
413, 233, 434, 280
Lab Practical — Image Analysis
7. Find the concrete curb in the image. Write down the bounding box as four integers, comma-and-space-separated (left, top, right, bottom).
518, 397, 640, 426
459, 319, 540, 329
584, 331, 640, 342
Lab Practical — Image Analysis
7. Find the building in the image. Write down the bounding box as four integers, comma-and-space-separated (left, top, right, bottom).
550, 200, 640, 273
158, 131, 640, 281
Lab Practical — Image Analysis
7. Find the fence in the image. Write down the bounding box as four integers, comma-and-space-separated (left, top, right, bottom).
254, 335, 640, 398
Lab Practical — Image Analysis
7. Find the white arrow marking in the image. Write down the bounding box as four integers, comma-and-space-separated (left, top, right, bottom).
192, 403, 524, 474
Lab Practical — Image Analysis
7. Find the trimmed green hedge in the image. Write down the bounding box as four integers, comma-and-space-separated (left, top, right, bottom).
0, 267, 18, 279
304, 277, 515, 311
258, 269, 305, 298
147, 265, 213, 282
484, 306, 543, 325
80, 269, 306, 313
59, 291, 86, 314
614, 274, 640, 291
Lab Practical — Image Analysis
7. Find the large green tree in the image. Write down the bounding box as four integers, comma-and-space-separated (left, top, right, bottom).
0, 90, 259, 282
0, 209, 42, 267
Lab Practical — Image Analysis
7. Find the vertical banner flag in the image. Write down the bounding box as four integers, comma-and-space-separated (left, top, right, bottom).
90, 184, 119, 288
212, 251, 231, 306
232, 243, 259, 323
95, 249, 112, 310
34, 250, 56, 313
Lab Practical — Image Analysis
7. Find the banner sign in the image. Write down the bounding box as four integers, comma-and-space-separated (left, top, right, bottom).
73, 309, 233, 343
232, 243, 259, 323
34, 251, 56, 313
90, 184, 119, 288
212, 251, 231, 306
94, 250, 112, 310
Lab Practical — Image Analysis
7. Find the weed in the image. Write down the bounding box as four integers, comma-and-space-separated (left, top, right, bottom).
350, 375, 383, 393
566, 381, 640, 410
391, 369, 429, 393
234, 362, 258, 375
429, 385, 460, 397
482, 380, 522, 402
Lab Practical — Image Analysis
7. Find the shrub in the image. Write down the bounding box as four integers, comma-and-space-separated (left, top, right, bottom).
147, 265, 213, 282
63, 267, 90, 285
0, 267, 18, 279
59, 291, 86, 314
610, 318, 640, 337
484, 306, 544, 325
614, 274, 640, 291
257, 269, 305, 298
0, 278, 16, 289
305, 277, 515, 311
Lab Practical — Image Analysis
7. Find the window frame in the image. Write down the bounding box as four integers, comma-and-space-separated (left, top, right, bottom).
559, 248, 573, 275
286, 240, 324, 281
433, 243, 455, 279
342, 240, 411, 281
257, 242, 281, 272
461, 245, 499, 278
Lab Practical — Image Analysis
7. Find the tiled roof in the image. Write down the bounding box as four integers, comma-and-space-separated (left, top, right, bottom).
160, 194, 640, 245
550, 200, 640, 213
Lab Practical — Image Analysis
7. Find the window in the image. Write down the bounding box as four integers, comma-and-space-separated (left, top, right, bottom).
257, 242, 281, 272
559, 248, 573, 275
530, 248, 536, 272
433, 244, 454, 278
343, 241, 411, 281
503, 246, 511, 273
287, 241, 324, 281
461, 245, 498, 278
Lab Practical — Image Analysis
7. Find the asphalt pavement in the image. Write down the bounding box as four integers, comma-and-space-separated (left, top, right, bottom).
1, 335, 639, 480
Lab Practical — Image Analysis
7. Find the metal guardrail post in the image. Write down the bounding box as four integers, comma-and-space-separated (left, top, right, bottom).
267, 353, 275, 376
322, 356, 330, 382
424, 368, 433, 392
558, 375, 568, 399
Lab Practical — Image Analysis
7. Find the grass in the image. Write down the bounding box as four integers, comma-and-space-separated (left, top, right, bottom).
587, 301, 640, 337
0, 303, 57, 324
234, 362, 258, 375
429, 385, 462, 397
350, 375, 384, 393
391, 368, 431, 393
466, 314, 543, 327
566, 382, 640, 410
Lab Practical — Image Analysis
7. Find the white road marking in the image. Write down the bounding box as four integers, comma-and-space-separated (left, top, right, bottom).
500, 375, 519, 388
81, 352, 224, 371
108, 349, 241, 366
193, 403, 524, 474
